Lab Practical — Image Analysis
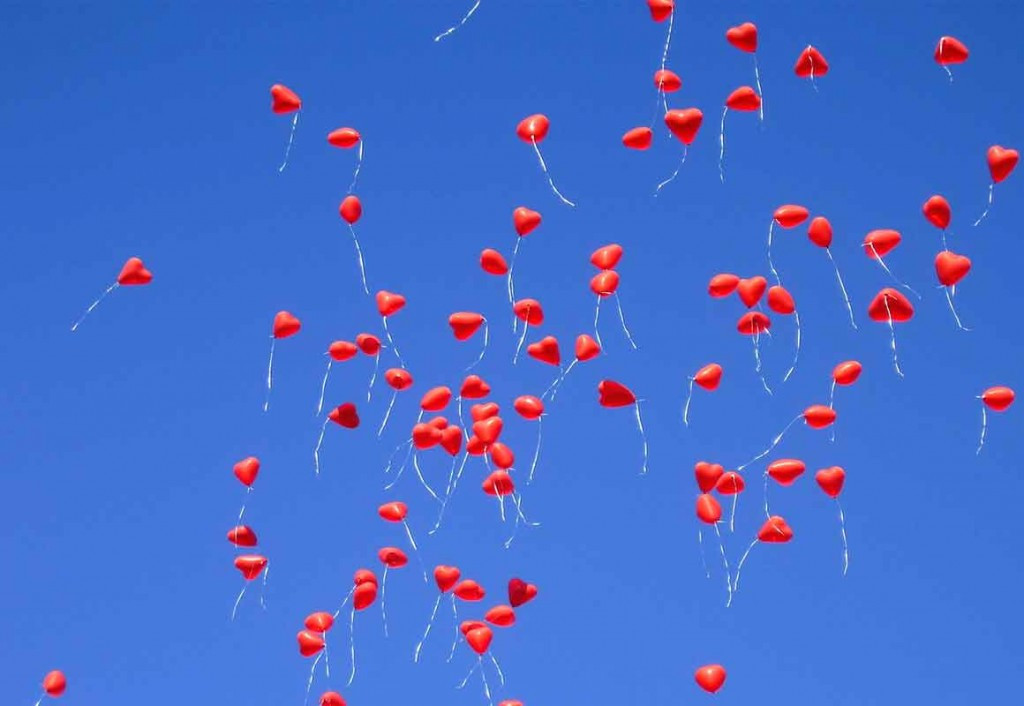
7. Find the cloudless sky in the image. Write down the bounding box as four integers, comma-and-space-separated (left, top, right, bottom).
2, 1, 1023, 704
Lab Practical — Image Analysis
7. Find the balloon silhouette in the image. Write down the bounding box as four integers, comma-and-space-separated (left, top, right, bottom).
516, 114, 575, 207
270, 84, 301, 171
70, 257, 153, 332
977, 386, 1015, 454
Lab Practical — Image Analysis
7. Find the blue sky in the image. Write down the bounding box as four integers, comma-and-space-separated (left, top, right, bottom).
2, 1, 1022, 704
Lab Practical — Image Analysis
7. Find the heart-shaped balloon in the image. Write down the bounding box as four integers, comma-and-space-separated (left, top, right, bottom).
412, 423, 442, 450
234, 554, 268, 580
434, 565, 461, 593
590, 244, 624, 270
233, 456, 260, 486
328, 402, 359, 429
527, 336, 561, 366
575, 334, 601, 361
513, 395, 544, 420
767, 285, 796, 315
513, 298, 544, 326
320, 692, 347, 706
480, 248, 509, 275
653, 69, 682, 92
454, 579, 486, 601
440, 426, 463, 456
794, 46, 829, 78
726, 86, 761, 112
516, 114, 549, 143
376, 290, 406, 317
597, 380, 636, 408
934, 36, 969, 65
420, 386, 452, 412
863, 229, 901, 258
803, 404, 837, 429
327, 127, 360, 148
664, 108, 703, 145
508, 577, 538, 607
923, 195, 951, 230
833, 360, 863, 386
807, 217, 833, 248
696, 493, 722, 524
353, 581, 377, 610
270, 84, 301, 114
353, 568, 378, 586
489, 442, 515, 470
272, 311, 301, 338
378, 501, 408, 522
356, 333, 381, 356
694, 461, 725, 493
42, 671, 67, 697
378, 546, 408, 568
647, 0, 674, 22
590, 270, 620, 297
695, 664, 727, 693
726, 22, 757, 52
982, 386, 1015, 412
470, 402, 500, 421
466, 626, 493, 655
339, 195, 362, 224
513, 207, 542, 236
757, 515, 794, 543
328, 340, 358, 362
694, 364, 722, 391
715, 471, 745, 495
305, 611, 335, 633
815, 466, 846, 498
773, 204, 810, 228
736, 276, 767, 308
708, 273, 740, 298
473, 416, 504, 444
427, 415, 448, 430
935, 251, 971, 286
987, 145, 1019, 183
867, 288, 914, 323
227, 525, 258, 547
117, 257, 153, 285
460, 375, 490, 399
384, 368, 413, 391
767, 459, 806, 486
622, 127, 653, 151
485, 605, 516, 627
737, 311, 771, 335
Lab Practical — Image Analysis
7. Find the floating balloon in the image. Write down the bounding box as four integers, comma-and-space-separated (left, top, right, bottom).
481, 249, 509, 276
806, 217, 857, 329
719, 86, 761, 181
313, 402, 359, 476
736, 310, 772, 394
508, 577, 538, 608
734, 515, 793, 595
271, 84, 301, 171
737, 405, 836, 472
378, 501, 426, 581
377, 547, 409, 637
597, 380, 648, 474
233, 456, 260, 521
654, 69, 682, 92
923, 195, 952, 249
414, 564, 462, 662
975, 145, 1019, 226
314, 340, 359, 415
516, 114, 575, 207
512, 298, 544, 364
708, 273, 740, 298
41, 670, 67, 699
683, 363, 722, 426
763, 458, 805, 519
336, 195, 371, 294
298, 629, 326, 657
864, 229, 920, 299
715, 470, 745, 532
934, 36, 968, 81
485, 605, 516, 627
263, 311, 301, 412
591, 244, 624, 270
375, 290, 407, 368
935, 251, 972, 330
726, 22, 764, 120
339, 570, 380, 687
70, 257, 153, 332
815, 466, 850, 574
695, 462, 725, 493
623, 126, 653, 150
355, 333, 384, 402
481, 469, 539, 547
378, 368, 413, 438
456, 624, 504, 704
794, 46, 829, 87
327, 127, 364, 194
320, 693, 347, 706
506, 207, 543, 329
544, 333, 601, 400
227, 525, 258, 547
657, 108, 703, 194
827, 360, 863, 441
514, 395, 546, 483
695, 664, 727, 693
231, 554, 269, 620
649, 1, 677, 120
868, 288, 914, 377
977, 386, 1015, 454
527, 335, 561, 368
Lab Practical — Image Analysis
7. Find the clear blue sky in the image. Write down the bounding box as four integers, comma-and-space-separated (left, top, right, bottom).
2, 1, 1022, 704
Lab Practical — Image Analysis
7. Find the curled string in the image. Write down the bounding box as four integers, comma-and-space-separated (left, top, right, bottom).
347, 224, 370, 295
380, 567, 390, 637
434, 0, 482, 42
781, 307, 802, 383
942, 64, 954, 83
315, 359, 332, 416
381, 317, 405, 367
526, 416, 543, 483
976, 404, 988, 455
713, 522, 733, 608
70, 281, 118, 332
943, 286, 970, 330
313, 417, 330, 476
614, 293, 639, 349
836, 498, 850, 576
346, 606, 356, 686
377, 391, 398, 438
882, 295, 904, 378
593, 296, 604, 351
682, 377, 695, 426
466, 319, 489, 370
753, 54, 764, 122
825, 248, 857, 329
278, 112, 299, 173
348, 140, 363, 194
530, 137, 576, 208
634, 402, 649, 475
446, 597, 461, 662
869, 242, 922, 299
412, 452, 442, 502
766, 220, 780, 284
973, 183, 995, 227
732, 539, 759, 593
413, 594, 443, 662
737, 414, 802, 471
512, 321, 529, 364
654, 145, 687, 195
751, 332, 773, 395
697, 527, 710, 578
366, 353, 379, 403
262, 338, 276, 412
718, 106, 728, 183
496, 491, 506, 523
508, 238, 522, 332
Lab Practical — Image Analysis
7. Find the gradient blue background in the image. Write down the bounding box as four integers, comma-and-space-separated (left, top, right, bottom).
2, 1, 1022, 703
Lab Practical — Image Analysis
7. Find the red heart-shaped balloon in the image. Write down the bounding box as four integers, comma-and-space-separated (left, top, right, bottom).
480, 248, 509, 275
117, 257, 153, 285
696, 493, 722, 524
513, 299, 544, 326
376, 290, 406, 317
508, 577, 538, 607
726, 22, 757, 52
715, 471, 745, 495
736, 276, 767, 308
272, 311, 301, 338
982, 386, 1015, 411
934, 36, 969, 65
233, 456, 260, 486
227, 525, 258, 547
434, 565, 461, 593
378, 501, 408, 522
440, 426, 463, 456
527, 336, 561, 366
737, 311, 771, 335
412, 422, 442, 450
935, 251, 971, 286
987, 145, 1019, 183
794, 46, 829, 78
695, 664, 727, 693
460, 375, 490, 399
807, 216, 833, 248
664, 108, 703, 145
305, 611, 335, 633
320, 692, 347, 706
653, 69, 682, 92
590, 244, 624, 270
384, 368, 413, 391
726, 86, 761, 112
647, 0, 674, 22
234, 554, 267, 580
815, 466, 846, 498
694, 461, 725, 493
708, 273, 740, 298
622, 126, 653, 151
378, 546, 408, 568
767, 459, 806, 486
42, 671, 67, 697
449, 312, 485, 340
863, 229, 901, 258
922, 195, 951, 230
470, 402, 500, 421
803, 404, 837, 429
328, 340, 358, 362
575, 334, 601, 361
328, 402, 359, 429
473, 416, 504, 444
420, 386, 452, 412
590, 270, 620, 297
513, 395, 544, 420
327, 127, 360, 148
353, 581, 377, 610
694, 364, 722, 391
356, 333, 381, 356
767, 285, 796, 315
270, 84, 301, 114
466, 626, 493, 655
339, 195, 362, 224
757, 515, 794, 543
485, 605, 516, 627
597, 380, 636, 408
513, 207, 542, 236
489, 442, 515, 469
455, 579, 486, 601
516, 114, 549, 143
773, 204, 810, 228
867, 288, 914, 323
833, 360, 863, 386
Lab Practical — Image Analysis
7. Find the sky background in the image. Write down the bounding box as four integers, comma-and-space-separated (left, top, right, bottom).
2, 1, 1023, 704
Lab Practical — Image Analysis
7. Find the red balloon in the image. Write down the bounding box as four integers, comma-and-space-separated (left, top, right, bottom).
376, 290, 406, 317
654, 69, 682, 92
647, 0, 674, 22
807, 216, 833, 248
622, 127, 653, 150
575, 334, 601, 361
815, 466, 846, 498
695, 664, 727, 693
923, 195, 952, 230
868, 288, 914, 322
412, 423, 442, 450
270, 84, 301, 114
597, 379, 636, 408
498, 701, 524, 706
695, 461, 725, 493
757, 515, 794, 543
449, 312, 485, 340
737, 311, 771, 335
460, 620, 487, 635
935, 251, 971, 286
715, 471, 745, 495
767, 285, 795, 315
794, 46, 829, 78
514, 395, 545, 420
378, 501, 408, 522
473, 416, 504, 444
320, 692, 347, 706
513, 298, 544, 326
832, 360, 863, 385
460, 374, 491, 399
527, 336, 561, 366
327, 127, 360, 148
471, 402, 500, 422
339, 195, 362, 225
434, 565, 461, 593
273, 311, 301, 338
440, 426, 463, 456
773, 204, 810, 228
726, 86, 761, 111
803, 404, 837, 429
508, 577, 538, 607
466, 626, 493, 655
353, 581, 377, 610
767, 459, 806, 486
708, 273, 740, 298
466, 435, 487, 456
42, 670, 67, 697
428, 416, 449, 430
590, 270, 620, 297
454, 579, 486, 601
227, 525, 258, 547
353, 568, 378, 586
234, 456, 260, 487
483, 470, 515, 496
378, 546, 409, 568
305, 611, 335, 633
489, 442, 515, 470
726, 22, 758, 52
736, 276, 767, 308
590, 244, 624, 270
513, 207, 542, 236
982, 386, 1015, 411
421, 386, 452, 412
516, 114, 550, 143
987, 145, 1019, 183
481, 248, 510, 275
328, 340, 358, 362
328, 402, 359, 429
863, 229, 901, 258
696, 493, 722, 524
485, 605, 516, 627
694, 363, 723, 390
356, 333, 382, 356
234, 554, 268, 580
665, 108, 703, 145
934, 36, 969, 65
117, 257, 153, 285
385, 368, 414, 391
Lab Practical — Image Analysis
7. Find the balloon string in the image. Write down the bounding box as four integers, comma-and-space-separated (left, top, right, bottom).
367, 353, 380, 403
512, 321, 529, 364
973, 183, 994, 227
718, 106, 728, 183
527, 416, 543, 484
976, 405, 988, 455
313, 417, 330, 476
414, 594, 443, 662
430, 452, 465, 534
781, 307, 801, 383
324, 636, 331, 679
412, 452, 442, 502
380, 567, 390, 637
828, 380, 838, 443
489, 652, 506, 687
346, 606, 357, 686
377, 390, 398, 438
457, 657, 481, 689
348, 140, 364, 194
751, 332, 773, 396
682, 378, 695, 426
766, 220, 781, 285
654, 145, 687, 195
467, 319, 489, 370
316, 360, 332, 416
402, 520, 429, 583
836, 498, 850, 576
496, 492, 506, 523
278, 112, 299, 173
237, 486, 251, 523
508, 238, 522, 332
70, 281, 118, 331
263, 338, 276, 412
384, 438, 412, 475
259, 565, 269, 611
697, 527, 710, 578
634, 402, 649, 475
713, 522, 734, 608
869, 243, 922, 300
943, 286, 970, 330
660, 9, 674, 72
733, 539, 759, 594
530, 137, 576, 208
480, 659, 494, 705
614, 293, 638, 349
332, 586, 354, 620
505, 492, 540, 548
433, 0, 482, 42
305, 651, 323, 706
381, 317, 405, 367
825, 248, 857, 329
729, 491, 738, 533
447, 597, 461, 663
753, 53, 764, 122
592, 296, 604, 351
942, 64, 954, 83
737, 414, 802, 471
882, 295, 904, 378
347, 224, 370, 295
762, 471, 771, 520
384, 442, 414, 491
230, 582, 248, 621
545, 358, 577, 400
809, 58, 820, 93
